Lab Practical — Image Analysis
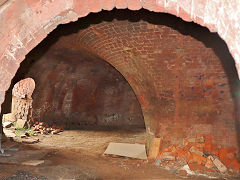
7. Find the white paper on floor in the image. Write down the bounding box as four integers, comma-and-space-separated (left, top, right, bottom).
104, 142, 147, 159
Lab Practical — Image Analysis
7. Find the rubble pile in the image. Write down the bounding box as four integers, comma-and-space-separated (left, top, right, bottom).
154, 135, 240, 177
31, 121, 64, 135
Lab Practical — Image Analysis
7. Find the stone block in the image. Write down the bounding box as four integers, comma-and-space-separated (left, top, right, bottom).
2, 113, 15, 122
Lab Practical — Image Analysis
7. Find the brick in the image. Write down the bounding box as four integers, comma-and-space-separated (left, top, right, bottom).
142, 0, 156, 11
158, 151, 176, 161
229, 159, 240, 172
0, 67, 13, 91
188, 163, 204, 172
192, 0, 206, 21
205, 156, 214, 169
0, 52, 19, 75
88, 0, 101, 12
73, 0, 89, 17
128, 0, 142, 10
101, 0, 115, 10
179, 7, 191, 22
190, 153, 207, 164
115, 0, 127, 9
164, 0, 178, 16
148, 138, 162, 159
213, 158, 227, 173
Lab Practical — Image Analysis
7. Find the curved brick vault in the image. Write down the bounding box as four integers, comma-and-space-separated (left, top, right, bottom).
0, 0, 240, 149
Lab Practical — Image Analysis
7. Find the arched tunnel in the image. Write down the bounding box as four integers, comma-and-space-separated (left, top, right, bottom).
0, 1, 240, 179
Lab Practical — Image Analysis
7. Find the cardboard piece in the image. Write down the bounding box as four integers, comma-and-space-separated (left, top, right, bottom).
104, 142, 147, 159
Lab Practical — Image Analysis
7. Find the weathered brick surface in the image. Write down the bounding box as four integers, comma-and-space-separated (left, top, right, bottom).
0, 0, 239, 87
128, 0, 142, 10
55, 10, 239, 149
0, 0, 239, 150
20, 46, 144, 128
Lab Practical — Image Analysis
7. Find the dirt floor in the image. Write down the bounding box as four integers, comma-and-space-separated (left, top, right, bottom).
0, 128, 239, 180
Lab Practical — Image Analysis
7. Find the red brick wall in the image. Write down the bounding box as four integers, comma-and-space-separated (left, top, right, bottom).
55, 10, 239, 149
0, 0, 240, 151
17, 45, 145, 129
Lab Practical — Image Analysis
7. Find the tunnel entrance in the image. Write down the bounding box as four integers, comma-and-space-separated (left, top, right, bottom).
19, 44, 145, 131
1, 9, 240, 179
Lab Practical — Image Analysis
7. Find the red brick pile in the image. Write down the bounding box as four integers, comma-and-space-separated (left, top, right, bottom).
31, 121, 64, 135
155, 135, 240, 175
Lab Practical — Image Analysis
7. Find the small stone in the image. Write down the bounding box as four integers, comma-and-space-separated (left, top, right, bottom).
3, 122, 12, 128
183, 138, 195, 146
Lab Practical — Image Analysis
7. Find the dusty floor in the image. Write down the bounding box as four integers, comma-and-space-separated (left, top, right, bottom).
0, 128, 239, 180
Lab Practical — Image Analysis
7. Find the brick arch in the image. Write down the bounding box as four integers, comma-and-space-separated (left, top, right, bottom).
0, 0, 239, 145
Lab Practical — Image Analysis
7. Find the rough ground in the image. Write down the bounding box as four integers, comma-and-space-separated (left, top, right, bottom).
0, 128, 239, 180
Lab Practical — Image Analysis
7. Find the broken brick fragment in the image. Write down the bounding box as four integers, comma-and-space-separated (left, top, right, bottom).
190, 153, 207, 164
148, 138, 162, 159
157, 151, 176, 161
186, 152, 193, 163
175, 147, 188, 159
188, 163, 204, 172
205, 156, 214, 169
178, 169, 187, 176
189, 146, 203, 156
